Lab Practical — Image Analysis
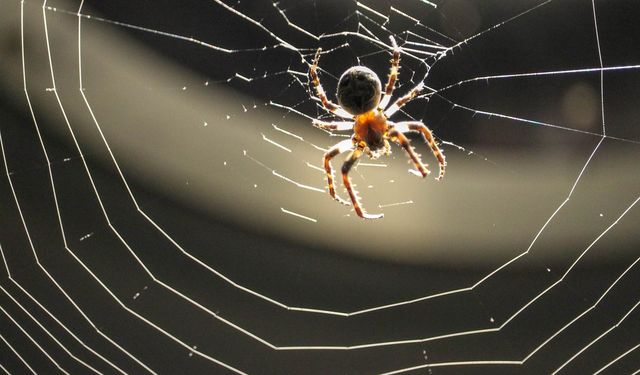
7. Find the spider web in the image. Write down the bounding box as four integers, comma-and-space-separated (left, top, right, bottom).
0, 0, 639, 374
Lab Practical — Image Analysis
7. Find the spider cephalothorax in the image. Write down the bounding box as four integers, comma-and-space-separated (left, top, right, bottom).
309, 36, 446, 219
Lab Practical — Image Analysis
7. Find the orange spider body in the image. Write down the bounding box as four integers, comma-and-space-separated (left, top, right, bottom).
309, 36, 446, 219
353, 109, 389, 152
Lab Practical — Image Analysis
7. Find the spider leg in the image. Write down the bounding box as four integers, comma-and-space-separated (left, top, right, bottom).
341, 145, 384, 219
312, 120, 354, 131
324, 139, 355, 206
393, 121, 446, 180
310, 48, 353, 119
387, 127, 431, 178
384, 81, 424, 118
379, 35, 401, 110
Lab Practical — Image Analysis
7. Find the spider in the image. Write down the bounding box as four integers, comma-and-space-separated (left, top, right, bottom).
309, 36, 446, 219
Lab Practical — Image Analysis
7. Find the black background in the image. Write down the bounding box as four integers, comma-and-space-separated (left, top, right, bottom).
1, 0, 640, 374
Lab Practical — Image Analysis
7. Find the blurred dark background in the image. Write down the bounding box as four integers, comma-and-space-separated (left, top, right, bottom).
0, 0, 639, 374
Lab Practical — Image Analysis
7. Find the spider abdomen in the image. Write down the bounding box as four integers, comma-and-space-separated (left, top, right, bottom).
336, 66, 382, 115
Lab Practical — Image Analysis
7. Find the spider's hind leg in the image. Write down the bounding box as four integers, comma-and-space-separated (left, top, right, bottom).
384, 81, 424, 118
379, 35, 401, 110
309, 48, 353, 119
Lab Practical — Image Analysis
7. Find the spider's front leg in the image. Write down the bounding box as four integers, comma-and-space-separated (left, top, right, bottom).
341, 145, 384, 219
387, 128, 431, 178
324, 139, 354, 206
393, 121, 446, 180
